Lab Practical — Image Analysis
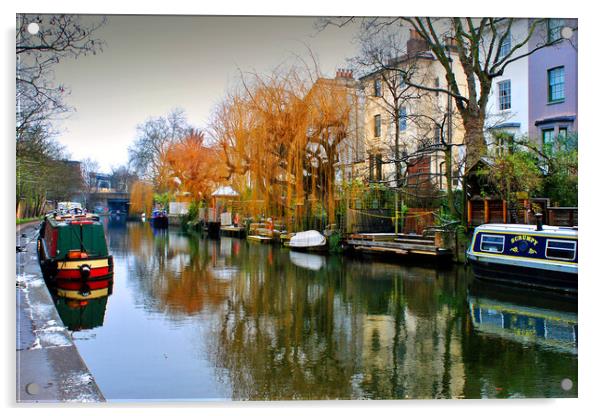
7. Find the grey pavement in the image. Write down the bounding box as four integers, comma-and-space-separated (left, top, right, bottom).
16, 221, 105, 403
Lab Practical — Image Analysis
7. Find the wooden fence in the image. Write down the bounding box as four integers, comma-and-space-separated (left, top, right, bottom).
548, 207, 578, 227
403, 208, 435, 234
468, 198, 577, 227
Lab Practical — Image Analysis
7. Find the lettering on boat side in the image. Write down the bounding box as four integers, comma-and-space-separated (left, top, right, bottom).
510, 235, 539, 246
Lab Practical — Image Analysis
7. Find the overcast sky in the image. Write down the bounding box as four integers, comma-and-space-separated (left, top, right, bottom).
52, 15, 360, 171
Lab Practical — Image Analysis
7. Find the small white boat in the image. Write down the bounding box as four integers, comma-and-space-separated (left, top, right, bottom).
286, 230, 327, 252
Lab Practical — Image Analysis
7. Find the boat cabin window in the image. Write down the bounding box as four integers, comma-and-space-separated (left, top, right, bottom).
480, 234, 505, 253
545, 239, 576, 261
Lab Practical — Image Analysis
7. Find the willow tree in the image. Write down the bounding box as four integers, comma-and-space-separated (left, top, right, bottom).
129, 180, 154, 216
301, 77, 355, 227
212, 67, 357, 230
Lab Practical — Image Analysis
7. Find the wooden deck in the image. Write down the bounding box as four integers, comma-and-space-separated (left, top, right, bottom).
220, 225, 246, 238
345, 232, 452, 259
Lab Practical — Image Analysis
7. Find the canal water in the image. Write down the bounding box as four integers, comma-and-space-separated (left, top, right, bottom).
59, 219, 577, 401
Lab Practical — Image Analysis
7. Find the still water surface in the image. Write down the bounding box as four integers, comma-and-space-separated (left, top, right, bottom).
58, 220, 577, 400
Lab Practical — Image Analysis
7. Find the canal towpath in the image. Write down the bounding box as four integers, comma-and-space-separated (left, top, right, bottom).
16, 221, 105, 403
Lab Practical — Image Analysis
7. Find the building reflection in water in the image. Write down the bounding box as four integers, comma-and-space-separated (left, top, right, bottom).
106, 223, 577, 400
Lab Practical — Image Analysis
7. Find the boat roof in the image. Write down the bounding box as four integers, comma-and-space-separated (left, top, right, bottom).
475, 223, 577, 237
47, 212, 100, 225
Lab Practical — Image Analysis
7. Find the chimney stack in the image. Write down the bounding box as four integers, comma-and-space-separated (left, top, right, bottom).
335, 68, 354, 79
407, 29, 428, 56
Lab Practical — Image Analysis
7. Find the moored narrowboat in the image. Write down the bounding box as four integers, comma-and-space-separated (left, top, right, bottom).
150, 209, 169, 228
37, 211, 113, 295
466, 218, 577, 292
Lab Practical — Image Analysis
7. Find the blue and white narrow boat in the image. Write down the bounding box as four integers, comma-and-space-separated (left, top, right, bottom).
150, 210, 169, 228
466, 217, 577, 293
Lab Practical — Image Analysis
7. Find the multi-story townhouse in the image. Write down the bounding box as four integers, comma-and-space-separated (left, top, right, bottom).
484, 18, 578, 148
484, 18, 531, 148
358, 29, 467, 193
528, 18, 578, 145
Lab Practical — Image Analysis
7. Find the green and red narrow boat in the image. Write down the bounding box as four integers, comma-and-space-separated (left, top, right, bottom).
37, 211, 113, 295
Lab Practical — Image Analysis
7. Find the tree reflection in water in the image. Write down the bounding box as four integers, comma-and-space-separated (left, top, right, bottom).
118, 223, 577, 400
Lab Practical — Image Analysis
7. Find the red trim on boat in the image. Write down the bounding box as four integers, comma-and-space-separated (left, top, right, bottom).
56, 267, 111, 279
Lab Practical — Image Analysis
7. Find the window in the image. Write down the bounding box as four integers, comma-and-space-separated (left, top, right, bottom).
558, 127, 568, 140
498, 80, 511, 110
374, 79, 382, 97
452, 169, 460, 188
433, 122, 441, 144
545, 239, 576, 261
369, 153, 383, 181
375, 154, 383, 181
548, 66, 565, 102
547, 19, 564, 43
542, 129, 554, 145
480, 234, 505, 253
500, 30, 511, 58
398, 107, 407, 132
374, 114, 381, 137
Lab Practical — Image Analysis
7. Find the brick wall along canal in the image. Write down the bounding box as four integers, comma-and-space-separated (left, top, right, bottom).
62, 219, 577, 400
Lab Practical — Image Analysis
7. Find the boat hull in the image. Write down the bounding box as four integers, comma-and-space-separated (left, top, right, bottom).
150, 216, 169, 228
247, 235, 273, 244
207, 222, 221, 237
466, 223, 578, 293
468, 254, 577, 293
38, 237, 114, 287
285, 242, 329, 252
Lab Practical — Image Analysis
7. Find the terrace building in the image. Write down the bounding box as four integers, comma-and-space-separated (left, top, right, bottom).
528, 18, 578, 145
483, 18, 578, 149
358, 29, 468, 194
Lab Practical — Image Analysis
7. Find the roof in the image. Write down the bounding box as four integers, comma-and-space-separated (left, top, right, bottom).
358, 51, 436, 81
211, 185, 239, 198
466, 156, 495, 173
475, 223, 577, 237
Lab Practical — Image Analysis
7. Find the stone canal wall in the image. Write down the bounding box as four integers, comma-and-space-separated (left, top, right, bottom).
16, 222, 105, 403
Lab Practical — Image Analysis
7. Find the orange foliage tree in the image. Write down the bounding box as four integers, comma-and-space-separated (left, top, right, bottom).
129, 180, 154, 216
211, 67, 360, 231
159, 130, 227, 202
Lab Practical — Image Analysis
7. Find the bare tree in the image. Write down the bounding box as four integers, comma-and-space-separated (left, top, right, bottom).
319, 17, 575, 169
400, 109, 465, 217
128, 108, 192, 185
110, 165, 137, 193
79, 157, 99, 208
350, 27, 427, 188
16, 14, 106, 139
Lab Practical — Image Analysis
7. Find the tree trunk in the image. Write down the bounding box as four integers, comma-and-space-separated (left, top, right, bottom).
462, 110, 487, 170
394, 118, 402, 188
445, 146, 457, 218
